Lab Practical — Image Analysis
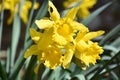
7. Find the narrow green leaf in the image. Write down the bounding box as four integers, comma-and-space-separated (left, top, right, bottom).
99, 24, 120, 46
37, 64, 46, 80
91, 51, 120, 80
48, 68, 63, 80
0, 0, 4, 50
24, 0, 37, 43
111, 71, 119, 80
103, 45, 118, 53
81, 2, 112, 26
10, 9, 21, 69
111, 37, 120, 48
9, 40, 32, 80
32, 0, 48, 29
41, 68, 50, 80
6, 48, 10, 73
72, 74, 85, 80
23, 56, 37, 80
0, 61, 8, 80
100, 65, 120, 78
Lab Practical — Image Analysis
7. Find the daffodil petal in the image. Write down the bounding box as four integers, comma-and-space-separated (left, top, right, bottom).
37, 28, 53, 50
63, 45, 74, 68
52, 33, 68, 45
42, 46, 63, 69
35, 19, 53, 29
24, 45, 39, 58
30, 28, 41, 43
83, 30, 105, 41
66, 7, 79, 20
48, 1, 60, 21
34, 63, 40, 74
75, 31, 87, 42
72, 21, 88, 32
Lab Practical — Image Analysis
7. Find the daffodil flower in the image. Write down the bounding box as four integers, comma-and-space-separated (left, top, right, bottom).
63, 0, 97, 19
24, 1, 104, 73
35, 1, 88, 45
63, 30, 104, 69
0, 0, 39, 24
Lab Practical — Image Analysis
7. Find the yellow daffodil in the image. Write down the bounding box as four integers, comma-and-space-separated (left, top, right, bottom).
0, 0, 39, 24
63, 30, 104, 69
20, 1, 39, 24
63, 0, 97, 19
24, 1, 104, 73
24, 28, 63, 73
35, 1, 88, 45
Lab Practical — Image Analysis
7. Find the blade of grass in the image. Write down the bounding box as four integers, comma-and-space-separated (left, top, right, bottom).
81, 2, 112, 26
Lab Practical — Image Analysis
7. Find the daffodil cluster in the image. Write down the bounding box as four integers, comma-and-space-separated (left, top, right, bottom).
0, 0, 39, 24
24, 1, 104, 73
63, 0, 97, 19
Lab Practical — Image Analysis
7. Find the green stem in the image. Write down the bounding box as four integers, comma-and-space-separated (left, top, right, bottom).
0, 61, 8, 80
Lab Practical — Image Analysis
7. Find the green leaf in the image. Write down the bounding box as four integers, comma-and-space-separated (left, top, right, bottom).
48, 67, 63, 80
41, 68, 50, 80
11, 9, 21, 69
9, 40, 32, 80
111, 71, 119, 80
32, 0, 48, 29
91, 51, 120, 80
81, 2, 112, 26
0, 61, 8, 80
111, 37, 120, 48
99, 24, 120, 46
103, 45, 118, 53
0, 0, 4, 50
24, 0, 37, 43
6, 48, 10, 73
23, 56, 37, 80
72, 74, 85, 80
